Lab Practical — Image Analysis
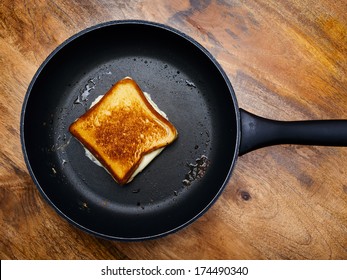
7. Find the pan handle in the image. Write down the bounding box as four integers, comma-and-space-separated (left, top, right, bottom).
239, 109, 347, 155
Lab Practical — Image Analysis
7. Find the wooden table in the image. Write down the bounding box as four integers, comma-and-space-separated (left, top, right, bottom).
1, 0, 346, 260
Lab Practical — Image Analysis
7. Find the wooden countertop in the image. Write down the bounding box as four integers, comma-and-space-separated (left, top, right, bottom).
1, 0, 346, 260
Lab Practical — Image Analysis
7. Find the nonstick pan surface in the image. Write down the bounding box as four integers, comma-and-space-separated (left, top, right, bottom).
21, 21, 240, 240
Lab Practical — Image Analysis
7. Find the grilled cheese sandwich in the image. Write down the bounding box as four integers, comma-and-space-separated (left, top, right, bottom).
69, 77, 178, 185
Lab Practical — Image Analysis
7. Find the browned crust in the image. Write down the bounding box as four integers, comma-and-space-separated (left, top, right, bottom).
69, 125, 122, 182
69, 77, 178, 185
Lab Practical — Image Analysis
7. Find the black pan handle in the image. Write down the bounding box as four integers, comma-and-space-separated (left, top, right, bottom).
239, 109, 347, 155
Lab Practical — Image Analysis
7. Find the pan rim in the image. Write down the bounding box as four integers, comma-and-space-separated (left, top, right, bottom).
20, 19, 241, 241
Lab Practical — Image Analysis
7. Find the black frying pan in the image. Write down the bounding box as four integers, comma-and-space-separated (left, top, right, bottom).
21, 20, 347, 240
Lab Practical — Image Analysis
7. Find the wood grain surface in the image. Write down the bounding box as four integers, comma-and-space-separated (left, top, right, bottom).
1, 0, 346, 259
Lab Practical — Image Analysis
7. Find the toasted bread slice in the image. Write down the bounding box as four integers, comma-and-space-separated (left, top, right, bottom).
69, 77, 178, 185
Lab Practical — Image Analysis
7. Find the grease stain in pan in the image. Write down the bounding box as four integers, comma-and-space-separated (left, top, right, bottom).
182, 155, 210, 186
73, 69, 112, 107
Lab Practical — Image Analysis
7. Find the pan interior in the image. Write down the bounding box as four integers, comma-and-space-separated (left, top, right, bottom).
22, 22, 239, 239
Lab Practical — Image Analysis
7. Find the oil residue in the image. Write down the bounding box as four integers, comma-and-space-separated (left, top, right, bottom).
73, 70, 112, 106
74, 79, 96, 106
182, 155, 210, 186
185, 80, 197, 88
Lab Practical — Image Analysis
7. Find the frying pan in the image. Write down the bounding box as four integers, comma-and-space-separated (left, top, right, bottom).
21, 20, 347, 240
